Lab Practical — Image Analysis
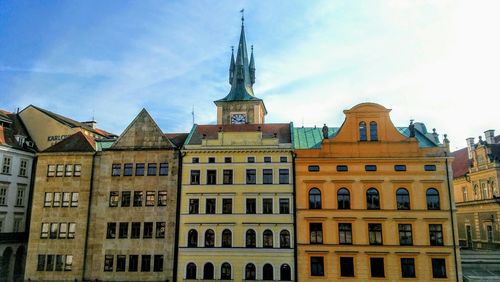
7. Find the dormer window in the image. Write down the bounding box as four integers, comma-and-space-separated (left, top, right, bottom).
359, 122, 367, 141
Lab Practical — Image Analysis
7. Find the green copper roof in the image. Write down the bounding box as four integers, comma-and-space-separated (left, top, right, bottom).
396, 127, 439, 148
96, 139, 115, 151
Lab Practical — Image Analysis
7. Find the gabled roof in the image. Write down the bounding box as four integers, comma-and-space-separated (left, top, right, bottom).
450, 147, 471, 178
43, 131, 95, 153
0, 110, 37, 152
164, 133, 189, 147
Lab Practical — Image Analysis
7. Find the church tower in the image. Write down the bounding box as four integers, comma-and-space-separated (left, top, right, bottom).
214, 15, 267, 125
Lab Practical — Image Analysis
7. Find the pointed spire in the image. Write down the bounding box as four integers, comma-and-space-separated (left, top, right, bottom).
229, 46, 235, 85
249, 45, 255, 85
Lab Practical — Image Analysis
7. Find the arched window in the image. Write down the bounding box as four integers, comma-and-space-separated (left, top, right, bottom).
263, 229, 273, 248
222, 229, 232, 247
203, 263, 214, 279
280, 230, 290, 248
245, 263, 256, 280
186, 263, 197, 279
221, 263, 231, 280
359, 121, 367, 141
205, 229, 215, 247
187, 229, 198, 247
370, 121, 378, 141
309, 188, 321, 209
246, 229, 256, 248
263, 264, 274, 280
426, 188, 440, 210
337, 188, 350, 209
366, 188, 380, 210
396, 188, 410, 210
280, 264, 292, 281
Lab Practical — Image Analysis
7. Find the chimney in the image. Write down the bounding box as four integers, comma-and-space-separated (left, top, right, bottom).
82, 120, 97, 129
484, 129, 495, 144
466, 137, 475, 159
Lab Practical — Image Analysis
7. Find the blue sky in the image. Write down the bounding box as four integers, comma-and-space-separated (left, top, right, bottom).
1, 1, 499, 149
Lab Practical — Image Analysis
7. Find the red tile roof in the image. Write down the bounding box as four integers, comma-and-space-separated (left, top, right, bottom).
450, 147, 471, 178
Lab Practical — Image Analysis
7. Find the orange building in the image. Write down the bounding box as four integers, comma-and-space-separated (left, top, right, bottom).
294, 103, 462, 281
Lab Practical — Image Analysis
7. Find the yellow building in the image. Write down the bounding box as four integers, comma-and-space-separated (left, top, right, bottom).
294, 103, 462, 281
177, 20, 295, 281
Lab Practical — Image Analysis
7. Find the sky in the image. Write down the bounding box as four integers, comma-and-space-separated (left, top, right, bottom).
1, 0, 499, 150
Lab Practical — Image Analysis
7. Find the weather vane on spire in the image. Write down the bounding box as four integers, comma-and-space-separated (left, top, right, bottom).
240, 9, 244, 25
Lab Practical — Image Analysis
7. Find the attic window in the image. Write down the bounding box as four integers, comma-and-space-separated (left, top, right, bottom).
308, 165, 320, 172
424, 165, 436, 171
192, 157, 199, 164
365, 165, 377, 172
394, 165, 407, 172
208, 157, 216, 163
336, 165, 348, 172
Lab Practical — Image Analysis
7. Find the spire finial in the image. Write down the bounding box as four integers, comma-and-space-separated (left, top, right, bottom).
240, 9, 245, 26
231, 46, 234, 53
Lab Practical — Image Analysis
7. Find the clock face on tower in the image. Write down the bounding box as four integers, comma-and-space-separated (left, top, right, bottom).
231, 114, 247, 124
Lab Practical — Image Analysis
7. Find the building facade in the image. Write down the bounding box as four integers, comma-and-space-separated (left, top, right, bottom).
451, 131, 500, 250
294, 103, 462, 281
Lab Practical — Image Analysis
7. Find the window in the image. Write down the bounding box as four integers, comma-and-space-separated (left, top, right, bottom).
49, 223, 58, 239
154, 255, 163, 272
68, 223, 76, 239
429, 224, 444, 246
61, 192, 70, 207
264, 156, 272, 163
281, 264, 291, 281
310, 223, 323, 244
401, 258, 416, 278
123, 163, 133, 176
280, 156, 288, 163
147, 163, 157, 176
246, 229, 256, 248
246, 198, 256, 214
44, 192, 52, 207
263, 229, 273, 248
192, 157, 199, 163
207, 170, 217, 185
432, 258, 447, 278
368, 223, 383, 245
424, 164, 437, 171
129, 255, 138, 272
370, 121, 378, 141
245, 263, 256, 280
53, 192, 61, 207
340, 257, 354, 277
366, 188, 380, 209
263, 264, 274, 280
339, 223, 352, 245
396, 188, 410, 210
398, 224, 413, 245
109, 191, 119, 207
2, 156, 11, 174
190, 170, 200, 185
71, 192, 79, 207
365, 165, 377, 171
146, 191, 155, 206
279, 198, 290, 214
121, 191, 131, 207
338, 188, 350, 209
56, 164, 64, 177
119, 222, 128, 238
131, 222, 140, 238
189, 199, 199, 214
310, 257, 324, 276
112, 164, 121, 176
223, 170, 233, 184
55, 255, 64, 271
221, 263, 231, 280
394, 164, 407, 171
308, 165, 320, 172
116, 255, 126, 272
206, 198, 216, 214
64, 255, 73, 271
133, 191, 143, 207
73, 164, 81, 176
37, 255, 45, 271
0, 185, 7, 205
107, 222, 116, 239
246, 169, 256, 184
370, 258, 385, 277
337, 165, 348, 172
208, 157, 215, 163
247, 156, 255, 163
47, 164, 56, 177
19, 159, 28, 176
41, 223, 49, 238
279, 169, 289, 184
426, 188, 440, 210
205, 229, 215, 247
222, 229, 232, 247
203, 263, 214, 279
309, 188, 322, 209
16, 187, 25, 206
46, 255, 54, 271
280, 230, 290, 248
141, 255, 151, 272
224, 157, 232, 163
143, 222, 153, 238
159, 163, 169, 175
222, 198, 232, 214
263, 169, 273, 184
359, 121, 367, 141
59, 223, 67, 238
104, 255, 114, 272
136, 163, 145, 176
186, 263, 197, 279
158, 191, 167, 206
263, 198, 273, 214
